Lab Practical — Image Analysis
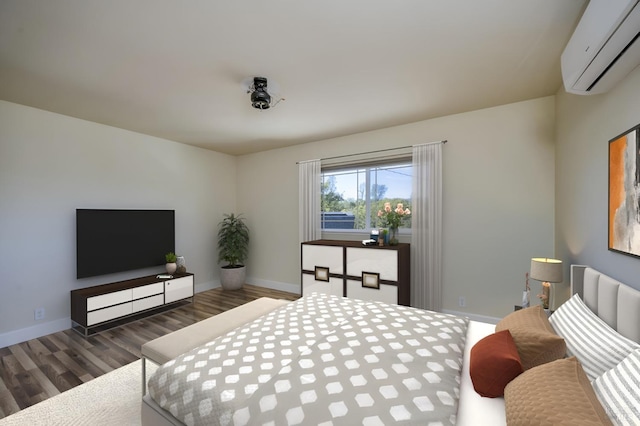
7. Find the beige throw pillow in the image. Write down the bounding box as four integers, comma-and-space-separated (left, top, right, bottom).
496, 305, 566, 370
505, 357, 612, 426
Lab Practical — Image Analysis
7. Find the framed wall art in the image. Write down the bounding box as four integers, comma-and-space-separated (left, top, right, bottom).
609, 123, 640, 257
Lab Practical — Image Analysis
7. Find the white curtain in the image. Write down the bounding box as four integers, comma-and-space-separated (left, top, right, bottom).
298, 159, 321, 243
411, 143, 443, 311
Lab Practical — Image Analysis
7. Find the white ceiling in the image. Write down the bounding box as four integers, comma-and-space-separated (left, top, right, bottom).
0, 0, 587, 155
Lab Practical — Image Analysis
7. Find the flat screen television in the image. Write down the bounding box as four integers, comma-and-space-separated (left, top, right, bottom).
76, 209, 175, 279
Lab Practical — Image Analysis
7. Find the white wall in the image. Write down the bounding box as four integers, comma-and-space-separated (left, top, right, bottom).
0, 101, 236, 347
556, 66, 640, 297
237, 96, 557, 318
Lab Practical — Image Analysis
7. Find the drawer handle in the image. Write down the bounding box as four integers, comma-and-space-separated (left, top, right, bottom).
362, 272, 380, 290
315, 266, 330, 282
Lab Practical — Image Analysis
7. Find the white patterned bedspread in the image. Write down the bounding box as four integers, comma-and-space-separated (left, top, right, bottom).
147, 293, 469, 426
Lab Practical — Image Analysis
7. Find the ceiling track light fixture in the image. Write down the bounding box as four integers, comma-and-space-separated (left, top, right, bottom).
246, 76, 284, 110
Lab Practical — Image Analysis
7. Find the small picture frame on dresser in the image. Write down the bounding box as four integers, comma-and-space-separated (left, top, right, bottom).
314, 266, 330, 282
362, 271, 380, 289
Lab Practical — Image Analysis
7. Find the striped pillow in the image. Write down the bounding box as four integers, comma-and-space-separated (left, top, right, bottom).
548, 294, 639, 381
593, 349, 640, 426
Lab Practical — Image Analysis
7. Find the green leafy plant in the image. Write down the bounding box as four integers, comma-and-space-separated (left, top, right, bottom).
217, 213, 249, 268
165, 252, 177, 263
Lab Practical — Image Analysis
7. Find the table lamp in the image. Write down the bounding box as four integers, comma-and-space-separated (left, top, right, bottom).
530, 258, 563, 310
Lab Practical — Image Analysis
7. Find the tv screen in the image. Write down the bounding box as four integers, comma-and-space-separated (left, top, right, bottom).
76, 209, 175, 279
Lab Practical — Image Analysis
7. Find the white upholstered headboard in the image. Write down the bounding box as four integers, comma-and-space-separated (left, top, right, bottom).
570, 264, 640, 344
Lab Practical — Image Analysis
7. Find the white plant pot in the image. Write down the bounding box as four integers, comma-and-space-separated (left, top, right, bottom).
220, 266, 246, 290
166, 262, 177, 274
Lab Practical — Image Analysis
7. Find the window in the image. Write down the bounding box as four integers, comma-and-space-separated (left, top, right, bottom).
321, 161, 412, 232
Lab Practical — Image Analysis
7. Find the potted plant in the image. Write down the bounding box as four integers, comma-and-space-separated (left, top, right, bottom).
165, 252, 177, 274
217, 213, 249, 290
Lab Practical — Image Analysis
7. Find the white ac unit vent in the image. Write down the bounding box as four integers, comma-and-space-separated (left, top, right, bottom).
561, 0, 640, 95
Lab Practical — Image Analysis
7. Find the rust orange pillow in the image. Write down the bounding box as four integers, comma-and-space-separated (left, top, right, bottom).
470, 330, 524, 398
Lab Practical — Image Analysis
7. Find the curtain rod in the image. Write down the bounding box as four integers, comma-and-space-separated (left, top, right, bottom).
296, 140, 447, 164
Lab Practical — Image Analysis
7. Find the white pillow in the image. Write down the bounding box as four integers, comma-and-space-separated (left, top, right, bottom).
549, 293, 639, 381
593, 349, 640, 426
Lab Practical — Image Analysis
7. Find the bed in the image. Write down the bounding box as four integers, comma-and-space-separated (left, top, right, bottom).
142, 265, 640, 425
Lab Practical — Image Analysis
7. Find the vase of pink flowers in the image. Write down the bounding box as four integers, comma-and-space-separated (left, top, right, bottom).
377, 202, 411, 246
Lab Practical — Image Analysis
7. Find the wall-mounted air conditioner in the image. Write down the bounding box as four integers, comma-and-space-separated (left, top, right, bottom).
561, 0, 640, 95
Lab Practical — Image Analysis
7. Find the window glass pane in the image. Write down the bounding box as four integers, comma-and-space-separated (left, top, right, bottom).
321, 162, 412, 231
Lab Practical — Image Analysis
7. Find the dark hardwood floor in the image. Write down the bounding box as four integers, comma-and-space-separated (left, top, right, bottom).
0, 284, 300, 419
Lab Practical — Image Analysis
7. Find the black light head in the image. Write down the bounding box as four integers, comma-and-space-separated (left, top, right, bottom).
251, 77, 271, 109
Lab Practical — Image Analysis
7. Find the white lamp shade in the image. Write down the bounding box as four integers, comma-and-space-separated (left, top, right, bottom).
530, 258, 563, 283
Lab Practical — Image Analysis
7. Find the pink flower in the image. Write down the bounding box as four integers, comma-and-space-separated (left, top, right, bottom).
377, 202, 412, 229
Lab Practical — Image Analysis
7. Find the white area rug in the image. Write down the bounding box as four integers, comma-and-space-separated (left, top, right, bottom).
0, 359, 158, 426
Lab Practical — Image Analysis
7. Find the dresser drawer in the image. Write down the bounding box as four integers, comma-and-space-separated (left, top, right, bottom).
346, 247, 398, 281
302, 274, 344, 298
87, 289, 132, 311
302, 245, 344, 275
346, 279, 398, 305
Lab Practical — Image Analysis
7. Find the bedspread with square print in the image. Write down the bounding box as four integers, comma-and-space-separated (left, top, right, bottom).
147, 293, 469, 425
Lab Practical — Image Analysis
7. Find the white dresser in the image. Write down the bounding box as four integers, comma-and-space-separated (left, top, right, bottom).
301, 240, 410, 305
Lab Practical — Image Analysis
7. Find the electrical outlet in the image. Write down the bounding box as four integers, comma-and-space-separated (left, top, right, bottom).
34, 307, 45, 321
458, 296, 466, 308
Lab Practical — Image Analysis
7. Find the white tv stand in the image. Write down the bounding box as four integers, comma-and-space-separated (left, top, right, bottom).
70, 273, 194, 336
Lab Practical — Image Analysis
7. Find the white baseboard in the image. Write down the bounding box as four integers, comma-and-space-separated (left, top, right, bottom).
197, 277, 300, 295
195, 279, 220, 293
246, 276, 301, 295
442, 309, 501, 325
0, 317, 71, 348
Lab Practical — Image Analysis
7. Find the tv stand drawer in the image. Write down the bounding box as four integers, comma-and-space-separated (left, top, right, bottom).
87, 302, 133, 326
87, 289, 132, 311
133, 294, 164, 313
132, 282, 164, 299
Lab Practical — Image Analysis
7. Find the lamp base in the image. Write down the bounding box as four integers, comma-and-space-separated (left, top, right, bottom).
522, 290, 530, 308
541, 282, 550, 309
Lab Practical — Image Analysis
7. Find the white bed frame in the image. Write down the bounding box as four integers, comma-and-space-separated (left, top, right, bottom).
142, 265, 640, 426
